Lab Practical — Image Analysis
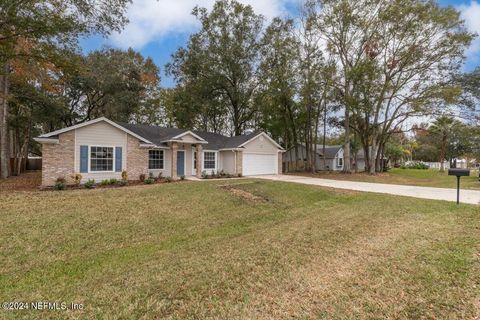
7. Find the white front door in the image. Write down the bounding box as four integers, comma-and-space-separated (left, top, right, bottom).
243, 153, 277, 176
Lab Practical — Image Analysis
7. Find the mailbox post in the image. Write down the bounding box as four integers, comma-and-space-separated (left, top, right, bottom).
448, 168, 470, 204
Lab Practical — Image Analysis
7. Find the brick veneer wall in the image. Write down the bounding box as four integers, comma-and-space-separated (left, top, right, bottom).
41, 131, 75, 186
126, 135, 148, 180
171, 142, 178, 180
195, 144, 203, 178
235, 151, 243, 176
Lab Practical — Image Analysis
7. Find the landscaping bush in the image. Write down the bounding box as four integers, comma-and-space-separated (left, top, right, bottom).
109, 178, 118, 185
53, 177, 66, 190
157, 171, 163, 180
400, 161, 429, 170
101, 179, 111, 186
201, 171, 208, 179
139, 173, 146, 182
144, 177, 154, 184
121, 170, 128, 181
118, 180, 128, 186
54, 177, 66, 191
84, 179, 96, 189
164, 176, 172, 183
56, 177, 66, 184
70, 173, 82, 186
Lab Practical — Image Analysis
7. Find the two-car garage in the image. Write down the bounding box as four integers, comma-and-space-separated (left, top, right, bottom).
243, 153, 278, 176
239, 133, 281, 176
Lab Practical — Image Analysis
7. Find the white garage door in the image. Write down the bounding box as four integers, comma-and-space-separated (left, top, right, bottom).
243, 153, 277, 176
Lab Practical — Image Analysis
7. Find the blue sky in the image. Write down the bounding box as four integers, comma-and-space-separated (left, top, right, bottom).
81, 0, 480, 87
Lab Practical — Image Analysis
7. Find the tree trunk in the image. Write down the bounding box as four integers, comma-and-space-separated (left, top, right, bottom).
369, 139, 377, 175
0, 63, 9, 179
439, 133, 447, 172
375, 143, 384, 173
342, 106, 351, 173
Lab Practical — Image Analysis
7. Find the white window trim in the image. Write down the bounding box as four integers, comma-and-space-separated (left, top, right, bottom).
202, 150, 218, 172
337, 156, 343, 167
88, 145, 116, 173
148, 149, 165, 170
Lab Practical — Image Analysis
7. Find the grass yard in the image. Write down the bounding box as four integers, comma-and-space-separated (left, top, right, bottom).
293, 168, 480, 190
0, 180, 479, 319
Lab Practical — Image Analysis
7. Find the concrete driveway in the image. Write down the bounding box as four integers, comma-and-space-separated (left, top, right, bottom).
254, 175, 480, 205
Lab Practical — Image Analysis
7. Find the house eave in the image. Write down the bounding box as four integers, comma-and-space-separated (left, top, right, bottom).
34, 137, 59, 144
161, 139, 209, 144
218, 147, 244, 151
139, 143, 169, 149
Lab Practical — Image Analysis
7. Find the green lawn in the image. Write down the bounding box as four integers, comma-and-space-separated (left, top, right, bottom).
294, 168, 480, 190
0, 180, 479, 319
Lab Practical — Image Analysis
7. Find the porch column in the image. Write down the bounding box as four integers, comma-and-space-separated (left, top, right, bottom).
171, 142, 178, 180
196, 144, 203, 178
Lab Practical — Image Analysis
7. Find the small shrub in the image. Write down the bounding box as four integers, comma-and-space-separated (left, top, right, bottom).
165, 176, 172, 183
84, 179, 96, 189
180, 175, 185, 180
118, 179, 128, 186
144, 177, 154, 184
56, 177, 66, 184
139, 173, 146, 182
101, 179, 110, 186
109, 178, 118, 185
70, 173, 82, 186
121, 170, 128, 181
237, 173, 243, 178
54, 181, 65, 190
401, 161, 429, 170
201, 170, 207, 179
157, 171, 163, 179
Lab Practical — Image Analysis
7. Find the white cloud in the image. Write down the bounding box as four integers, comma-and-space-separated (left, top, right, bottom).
459, 1, 480, 66
110, 0, 297, 49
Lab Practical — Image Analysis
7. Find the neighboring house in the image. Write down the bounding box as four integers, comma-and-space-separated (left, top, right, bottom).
34, 117, 284, 186
283, 144, 366, 172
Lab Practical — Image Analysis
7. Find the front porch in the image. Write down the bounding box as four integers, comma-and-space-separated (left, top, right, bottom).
169, 142, 204, 179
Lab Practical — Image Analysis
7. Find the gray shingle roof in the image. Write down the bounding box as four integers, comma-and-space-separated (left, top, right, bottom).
314, 144, 342, 158
312, 144, 366, 159
115, 122, 264, 150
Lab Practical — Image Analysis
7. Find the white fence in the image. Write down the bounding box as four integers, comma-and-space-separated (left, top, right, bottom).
423, 162, 450, 170
422, 161, 468, 169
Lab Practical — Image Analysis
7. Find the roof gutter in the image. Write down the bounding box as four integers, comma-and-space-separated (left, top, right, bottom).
139, 143, 169, 149
33, 137, 59, 144
218, 147, 244, 151
161, 139, 208, 144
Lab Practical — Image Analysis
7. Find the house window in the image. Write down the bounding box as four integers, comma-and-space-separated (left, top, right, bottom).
337, 157, 343, 167
90, 146, 114, 172
149, 150, 164, 169
204, 151, 216, 169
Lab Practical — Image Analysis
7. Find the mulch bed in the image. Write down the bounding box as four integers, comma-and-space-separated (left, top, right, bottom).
0, 171, 42, 192
0, 172, 184, 193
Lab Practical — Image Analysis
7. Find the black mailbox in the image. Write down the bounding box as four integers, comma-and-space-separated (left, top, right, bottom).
448, 168, 470, 204
448, 169, 470, 177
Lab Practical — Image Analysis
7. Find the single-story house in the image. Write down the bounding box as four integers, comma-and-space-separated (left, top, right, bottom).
34, 117, 284, 186
283, 144, 366, 172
